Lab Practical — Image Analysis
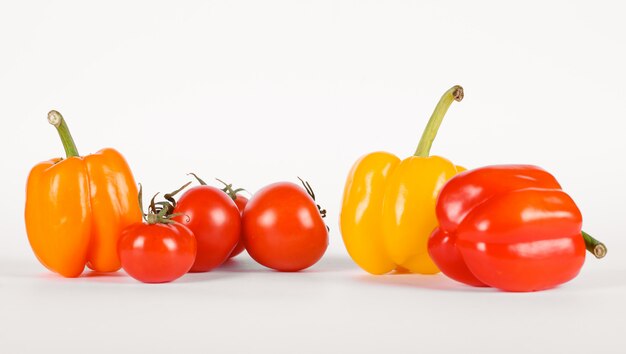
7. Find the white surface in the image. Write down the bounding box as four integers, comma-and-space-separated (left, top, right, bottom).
1, 1, 626, 353
1, 254, 624, 354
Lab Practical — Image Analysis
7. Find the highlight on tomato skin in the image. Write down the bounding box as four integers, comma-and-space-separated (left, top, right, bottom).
242, 180, 329, 272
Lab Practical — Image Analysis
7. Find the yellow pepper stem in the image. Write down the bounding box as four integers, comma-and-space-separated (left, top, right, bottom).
414, 85, 464, 157
48, 110, 80, 158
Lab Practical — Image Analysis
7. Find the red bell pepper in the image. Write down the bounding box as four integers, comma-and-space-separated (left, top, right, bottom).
428, 165, 606, 292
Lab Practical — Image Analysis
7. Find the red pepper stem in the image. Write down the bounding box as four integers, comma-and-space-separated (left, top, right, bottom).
47, 110, 80, 158
414, 85, 463, 157
582, 230, 607, 259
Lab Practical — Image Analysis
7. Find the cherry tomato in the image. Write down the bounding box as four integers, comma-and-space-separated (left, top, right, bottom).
242, 181, 328, 271
119, 222, 196, 283
228, 194, 249, 258
172, 186, 241, 272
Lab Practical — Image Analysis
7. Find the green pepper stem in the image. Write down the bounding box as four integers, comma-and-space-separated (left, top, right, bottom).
47, 110, 79, 158
582, 230, 607, 259
414, 85, 464, 157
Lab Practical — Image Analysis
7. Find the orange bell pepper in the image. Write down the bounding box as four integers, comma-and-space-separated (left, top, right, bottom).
25, 111, 141, 277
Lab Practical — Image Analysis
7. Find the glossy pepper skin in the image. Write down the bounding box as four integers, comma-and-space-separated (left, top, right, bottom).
25, 111, 141, 277
341, 86, 465, 275
428, 165, 606, 292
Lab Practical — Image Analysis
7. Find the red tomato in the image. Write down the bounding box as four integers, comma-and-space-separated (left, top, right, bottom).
242, 182, 328, 271
119, 222, 196, 283
172, 186, 241, 272
228, 194, 249, 258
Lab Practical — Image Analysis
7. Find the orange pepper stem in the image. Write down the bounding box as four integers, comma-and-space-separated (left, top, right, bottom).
414, 85, 464, 157
47, 110, 80, 158
582, 230, 607, 259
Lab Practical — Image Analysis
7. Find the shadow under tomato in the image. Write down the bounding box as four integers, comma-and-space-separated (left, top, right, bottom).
80, 268, 234, 284
217, 254, 359, 274
215, 257, 268, 273
307, 256, 360, 273
173, 271, 237, 283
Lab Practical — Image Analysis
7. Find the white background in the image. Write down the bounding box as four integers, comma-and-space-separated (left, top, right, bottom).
1, 1, 625, 353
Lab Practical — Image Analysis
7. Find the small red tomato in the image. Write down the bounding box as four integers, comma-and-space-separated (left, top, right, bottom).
242, 180, 328, 271
172, 185, 241, 272
228, 194, 249, 258
119, 222, 197, 283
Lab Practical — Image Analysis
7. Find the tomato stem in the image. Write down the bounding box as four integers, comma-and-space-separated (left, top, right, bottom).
188, 173, 207, 186
163, 181, 192, 210
48, 110, 80, 158
414, 86, 463, 157
216, 178, 246, 201
297, 177, 329, 231
138, 184, 148, 223
137, 183, 185, 225
582, 230, 607, 259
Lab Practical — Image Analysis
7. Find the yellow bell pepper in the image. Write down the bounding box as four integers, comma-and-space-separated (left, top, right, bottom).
340, 85, 465, 275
